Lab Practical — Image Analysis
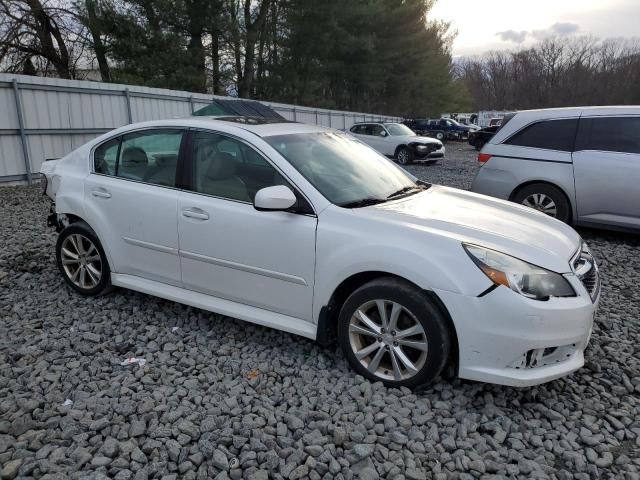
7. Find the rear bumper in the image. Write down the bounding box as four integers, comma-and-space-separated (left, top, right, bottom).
435, 278, 598, 387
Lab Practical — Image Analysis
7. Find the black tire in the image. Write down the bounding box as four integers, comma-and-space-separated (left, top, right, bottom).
56, 222, 112, 296
337, 277, 452, 388
512, 183, 571, 224
395, 146, 413, 165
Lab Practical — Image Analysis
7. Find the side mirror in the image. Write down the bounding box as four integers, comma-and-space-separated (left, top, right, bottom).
254, 185, 297, 211
380, 130, 387, 137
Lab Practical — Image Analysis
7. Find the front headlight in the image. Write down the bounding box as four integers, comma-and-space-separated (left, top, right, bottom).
415, 144, 428, 151
463, 244, 575, 300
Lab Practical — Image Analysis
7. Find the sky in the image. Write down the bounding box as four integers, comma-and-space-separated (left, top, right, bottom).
430, 0, 640, 57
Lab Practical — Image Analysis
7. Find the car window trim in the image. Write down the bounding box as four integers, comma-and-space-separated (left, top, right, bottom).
183, 127, 317, 217
574, 115, 640, 154
503, 117, 579, 152
90, 126, 317, 216
91, 126, 189, 184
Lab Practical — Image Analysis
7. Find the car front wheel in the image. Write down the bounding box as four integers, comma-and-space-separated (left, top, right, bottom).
338, 277, 452, 388
56, 222, 112, 296
395, 146, 413, 165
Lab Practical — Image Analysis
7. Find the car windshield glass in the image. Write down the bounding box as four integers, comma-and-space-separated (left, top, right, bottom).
385, 123, 415, 136
265, 132, 420, 207
448, 119, 461, 126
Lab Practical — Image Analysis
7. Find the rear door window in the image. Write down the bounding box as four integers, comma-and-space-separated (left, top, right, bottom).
93, 129, 184, 187
575, 116, 640, 154
505, 119, 578, 151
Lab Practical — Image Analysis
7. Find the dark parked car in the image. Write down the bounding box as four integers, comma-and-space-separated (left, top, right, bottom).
468, 125, 500, 150
404, 118, 478, 141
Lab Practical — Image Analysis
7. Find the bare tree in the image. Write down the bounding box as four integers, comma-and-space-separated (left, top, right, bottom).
455, 36, 640, 110
0, 0, 75, 78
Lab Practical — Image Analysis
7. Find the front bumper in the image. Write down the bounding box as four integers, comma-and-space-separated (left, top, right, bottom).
435, 275, 598, 387
413, 145, 445, 161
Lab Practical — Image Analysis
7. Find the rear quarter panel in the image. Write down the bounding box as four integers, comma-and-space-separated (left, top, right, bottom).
472, 144, 577, 219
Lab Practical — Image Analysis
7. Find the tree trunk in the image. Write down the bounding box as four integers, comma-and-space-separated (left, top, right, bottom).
25, 0, 71, 78
186, 0, 207, 92
211, 33, 223, 94
237, 0, 271, 98
85, 0, 111, 82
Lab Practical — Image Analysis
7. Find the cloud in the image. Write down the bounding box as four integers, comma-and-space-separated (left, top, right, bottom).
551, 22, 580, 35
496, 30, 528, 43
532, 22, 580, 40
497, 22, 580, 44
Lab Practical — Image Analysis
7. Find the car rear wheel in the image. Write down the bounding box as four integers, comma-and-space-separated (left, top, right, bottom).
56, 222, 112, 296
338, 277, 452, 388
513, 183, 571, 223
395, 146, 413, 165
435, 132, 445, 141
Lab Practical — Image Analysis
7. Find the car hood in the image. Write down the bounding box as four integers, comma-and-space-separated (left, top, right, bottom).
364, 185, 581, 273
399, 135, 442, 146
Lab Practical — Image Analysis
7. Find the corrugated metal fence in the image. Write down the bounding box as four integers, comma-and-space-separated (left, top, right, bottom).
0, 74, 402, 184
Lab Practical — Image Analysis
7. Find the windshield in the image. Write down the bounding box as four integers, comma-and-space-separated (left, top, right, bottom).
385, 123, 416, 136
265, 132, 420, 206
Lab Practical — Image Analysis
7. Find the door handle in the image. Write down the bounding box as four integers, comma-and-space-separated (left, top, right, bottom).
182, 208, 209, 220
91, 189, 111, 199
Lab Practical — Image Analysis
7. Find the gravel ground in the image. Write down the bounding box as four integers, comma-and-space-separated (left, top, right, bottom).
1, 143, 639, 480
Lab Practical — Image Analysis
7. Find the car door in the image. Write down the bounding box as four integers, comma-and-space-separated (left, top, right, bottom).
177, 129, 317, 321
367, 124, 391, 154
350, 124, 374, 148
573, 116, 640, 229
84, 128, 184, 285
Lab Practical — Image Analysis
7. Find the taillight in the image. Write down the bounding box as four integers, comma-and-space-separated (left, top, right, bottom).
477, 153, 492, 164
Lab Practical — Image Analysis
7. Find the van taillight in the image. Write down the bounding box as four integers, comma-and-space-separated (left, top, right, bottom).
477, 153, 492, 164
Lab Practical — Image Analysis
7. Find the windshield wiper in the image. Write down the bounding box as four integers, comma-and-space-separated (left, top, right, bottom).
338, 198, 387, 208
386, 184, 428, 200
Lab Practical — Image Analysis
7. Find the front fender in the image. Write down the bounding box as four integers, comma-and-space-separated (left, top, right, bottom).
313, 211, 493, 323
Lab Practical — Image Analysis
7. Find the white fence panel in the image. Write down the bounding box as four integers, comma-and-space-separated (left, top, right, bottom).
0, 73, 402, 183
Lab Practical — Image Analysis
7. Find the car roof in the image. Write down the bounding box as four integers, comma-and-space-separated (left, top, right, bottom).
351, 121, 401, 126
107, 116, 335, 138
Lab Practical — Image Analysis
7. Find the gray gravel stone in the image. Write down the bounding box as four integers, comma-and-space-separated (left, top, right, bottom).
213, 449, 229, 471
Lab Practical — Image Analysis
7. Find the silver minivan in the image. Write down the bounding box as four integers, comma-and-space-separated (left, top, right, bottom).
471, 107, 640, 232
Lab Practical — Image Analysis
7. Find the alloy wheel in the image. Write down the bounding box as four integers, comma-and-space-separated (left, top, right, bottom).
397, 150, 409, 165
348, 299, 428, 381
60, 234, 102, 289
522, 193, 557, 217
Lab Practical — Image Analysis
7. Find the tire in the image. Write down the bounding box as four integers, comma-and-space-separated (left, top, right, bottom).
395, 146, 413, 165
435, 132, 445, 141
337, 277, 452, 388
512, 183, 571, 223
56, 222, 112, 296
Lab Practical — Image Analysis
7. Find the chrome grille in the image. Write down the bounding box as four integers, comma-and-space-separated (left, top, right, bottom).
572, 243, 600, 302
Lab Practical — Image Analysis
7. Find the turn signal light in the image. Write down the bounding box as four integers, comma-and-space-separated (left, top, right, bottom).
477, 153, 492, 163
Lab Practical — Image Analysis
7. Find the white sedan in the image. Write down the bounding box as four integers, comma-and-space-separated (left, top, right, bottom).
348, 122, 445, 165
40, 116, 599, 387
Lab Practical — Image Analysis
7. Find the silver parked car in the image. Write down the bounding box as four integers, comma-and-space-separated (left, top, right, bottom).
471, 107, 640, 232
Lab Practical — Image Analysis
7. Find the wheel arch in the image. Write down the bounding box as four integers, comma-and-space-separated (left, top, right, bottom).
394, 144, 409, 157
316, 270, 460, 376
55, 211, 116, 273
508, 180, 574, 223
